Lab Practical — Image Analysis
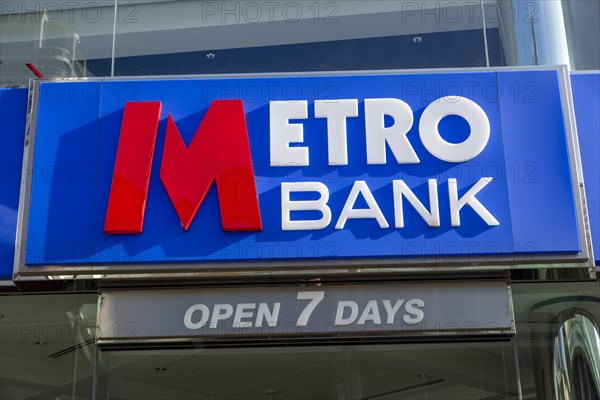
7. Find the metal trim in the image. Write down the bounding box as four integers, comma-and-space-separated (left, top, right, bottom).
13, 79, 40, 281
96, 329, 516, 346
557, 66, 594, 266
31, 64, 581, 83
96, 332, 516, 350
570, 70, 600, 75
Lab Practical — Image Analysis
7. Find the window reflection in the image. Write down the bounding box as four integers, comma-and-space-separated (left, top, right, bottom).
111, 0, 492, 76
94, 342, 521, 399
0, 1, 114, 86
2, 0, 598, 86
0, 293, 98, 400
562, 0, 600, 70
553, 313, 600, 400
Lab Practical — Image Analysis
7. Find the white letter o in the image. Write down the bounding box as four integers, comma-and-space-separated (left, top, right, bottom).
184, 304, 210, 330
419, 96, 490, 163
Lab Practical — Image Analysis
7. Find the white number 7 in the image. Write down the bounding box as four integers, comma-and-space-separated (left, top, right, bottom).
296, 291, 325, 326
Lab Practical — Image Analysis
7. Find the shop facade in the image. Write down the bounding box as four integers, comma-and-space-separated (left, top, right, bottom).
1, 1, 599, 399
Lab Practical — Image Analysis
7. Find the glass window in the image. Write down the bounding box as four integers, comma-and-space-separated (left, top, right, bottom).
512, 281, 600, 400
94, 341, 521, 399
484, 0, 571, 67
0, 293, 98, 400
112, 0, 493, 76
4, 0, 591, 85
562, 0, 600, 70
0, 1, 114, 86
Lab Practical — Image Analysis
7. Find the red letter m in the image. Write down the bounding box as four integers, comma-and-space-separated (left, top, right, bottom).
104, 100, 262, 234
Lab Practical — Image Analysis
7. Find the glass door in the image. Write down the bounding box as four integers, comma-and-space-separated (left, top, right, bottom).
94, 340, 521, 400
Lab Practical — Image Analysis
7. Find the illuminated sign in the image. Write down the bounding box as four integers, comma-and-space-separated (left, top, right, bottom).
15, 68, 590, 276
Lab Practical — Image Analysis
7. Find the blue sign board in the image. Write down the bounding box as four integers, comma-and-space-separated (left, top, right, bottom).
17, 69, 588, 273
0, 88, 28, 280
571, 73, 600, 265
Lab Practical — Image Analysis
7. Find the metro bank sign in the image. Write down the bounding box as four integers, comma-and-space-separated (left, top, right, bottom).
105, 96, 495, 235
17, 69, 590, 273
